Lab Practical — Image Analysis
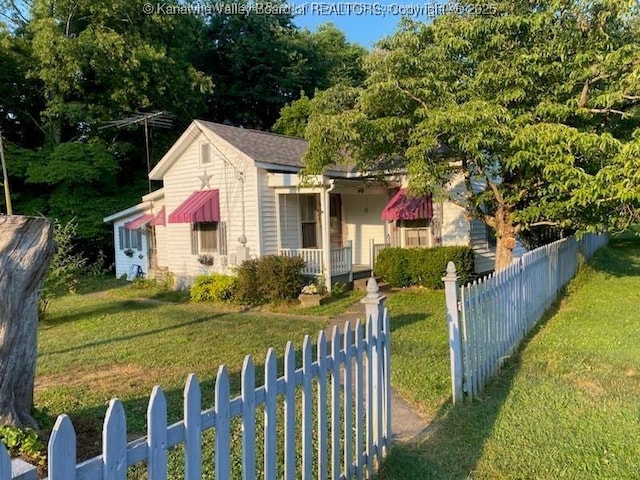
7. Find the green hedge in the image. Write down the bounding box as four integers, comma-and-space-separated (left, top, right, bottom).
374, 246, 475, 289
190, 274, 238, 302
235, 255, 306, 305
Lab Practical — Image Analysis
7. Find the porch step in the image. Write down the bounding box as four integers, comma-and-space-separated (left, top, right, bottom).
353, 276, 389, 291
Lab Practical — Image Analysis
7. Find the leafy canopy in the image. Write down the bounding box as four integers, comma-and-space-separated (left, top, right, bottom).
300, 0, 640, 262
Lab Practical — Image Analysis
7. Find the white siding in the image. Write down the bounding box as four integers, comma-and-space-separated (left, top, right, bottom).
161, 131, 260, 288
441, 175, 470, 246
342, 194, 387, 266
112, 218, 150, 279
470, 219, 496, 273
279, 194, 301, 249
257, 169, 278, 255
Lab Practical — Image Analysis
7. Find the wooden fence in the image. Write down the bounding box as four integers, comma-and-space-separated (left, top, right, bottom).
0, 281, 391, 479
444, 233, 608, 403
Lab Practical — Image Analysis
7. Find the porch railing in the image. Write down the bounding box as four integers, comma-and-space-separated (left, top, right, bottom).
369, 240, 390, 269
279, 242, 352, 277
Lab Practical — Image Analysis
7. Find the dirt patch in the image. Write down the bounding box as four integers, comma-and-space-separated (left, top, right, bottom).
574, 378, 606, 396
36, 363, 154, 393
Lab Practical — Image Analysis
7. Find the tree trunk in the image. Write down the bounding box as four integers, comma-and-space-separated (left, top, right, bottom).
493, 204, 517, 272
0, 216, 55, 428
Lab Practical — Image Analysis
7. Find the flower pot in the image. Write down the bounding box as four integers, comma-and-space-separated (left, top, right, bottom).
298, 293, 321, 307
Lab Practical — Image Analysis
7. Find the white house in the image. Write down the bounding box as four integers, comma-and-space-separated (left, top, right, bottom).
104, 120, 497, 290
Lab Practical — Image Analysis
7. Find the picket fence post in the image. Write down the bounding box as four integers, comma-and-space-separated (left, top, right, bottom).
360, 277, 387, 460
443, 262, 463, 404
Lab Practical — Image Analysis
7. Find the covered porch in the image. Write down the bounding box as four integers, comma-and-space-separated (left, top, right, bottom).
268, 173, 391, 291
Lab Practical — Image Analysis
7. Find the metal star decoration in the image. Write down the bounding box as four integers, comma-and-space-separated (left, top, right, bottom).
198, 169, 213, 189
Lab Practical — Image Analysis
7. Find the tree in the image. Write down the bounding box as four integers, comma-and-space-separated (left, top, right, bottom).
301, 0, 640, 270
272, 23, 367, 135
0, 0, 213, 253
0, 216, 55, 428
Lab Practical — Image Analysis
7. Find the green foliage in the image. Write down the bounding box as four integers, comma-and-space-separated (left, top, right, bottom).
373, 248, 412, 287
235, 255, 305, 305
301, 2, 640, 270
374, 247, 475, 288
40, 218, 105, 320
190, 274, 238, 302
0, 425, 47, 468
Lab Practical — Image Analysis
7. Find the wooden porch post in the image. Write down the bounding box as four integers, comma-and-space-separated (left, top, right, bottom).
319, 183, 332, 293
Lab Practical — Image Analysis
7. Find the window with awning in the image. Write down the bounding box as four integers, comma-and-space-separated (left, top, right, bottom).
168, 190, 220, 223
381, 188, 433, 221
124, 213, 154, 230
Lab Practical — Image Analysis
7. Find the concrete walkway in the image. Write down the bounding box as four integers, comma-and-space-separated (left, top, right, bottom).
323, 288, 432, 444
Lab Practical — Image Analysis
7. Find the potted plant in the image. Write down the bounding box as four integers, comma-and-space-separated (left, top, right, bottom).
124, 248, 135, 258
198, 254, 214, 266
298, 283, 321, 307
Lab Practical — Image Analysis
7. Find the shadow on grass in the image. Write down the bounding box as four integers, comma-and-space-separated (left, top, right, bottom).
379, 292, 566, 479
40, 299, 159, 327
39, 313, 229, 357
39, 341, 313, 462
389, 312, 431, 333
588, 232, 640, 277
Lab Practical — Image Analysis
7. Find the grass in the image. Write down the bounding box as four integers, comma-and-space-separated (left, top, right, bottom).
35, 283, 328, 460
380, 232, 640, 479
261, 289, 365, 318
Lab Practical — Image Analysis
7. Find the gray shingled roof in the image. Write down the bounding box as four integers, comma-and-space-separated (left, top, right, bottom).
198, 120, 355, 173
199, 120, 306, 168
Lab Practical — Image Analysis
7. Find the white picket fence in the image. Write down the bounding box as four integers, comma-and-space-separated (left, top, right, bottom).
444, 233, 608, 402
0, 283, 391, 479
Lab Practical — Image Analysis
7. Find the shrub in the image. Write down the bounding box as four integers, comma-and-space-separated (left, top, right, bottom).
373, 248, 412, 287
408, 246, 475, 288
374, 246, 475, 289
190, 274, 237, 302
235, 255, 305, 305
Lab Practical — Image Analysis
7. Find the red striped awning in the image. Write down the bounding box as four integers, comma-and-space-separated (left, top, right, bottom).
381, 188, 433, 221
150, 206, 166, 226
168, 190, 220, 223
124, 213, 154, 230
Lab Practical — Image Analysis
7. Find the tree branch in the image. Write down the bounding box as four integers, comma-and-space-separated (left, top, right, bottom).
578, 73, 611, 108
623, 95, 640, 101
589, 108, 626, 116
394, 81, 428, 110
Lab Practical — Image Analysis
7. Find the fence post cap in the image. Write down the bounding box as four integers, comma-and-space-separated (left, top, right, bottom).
360, 276, 387, 304
442, 261, 458, 281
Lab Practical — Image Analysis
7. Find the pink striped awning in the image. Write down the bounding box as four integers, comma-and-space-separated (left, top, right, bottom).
381, 188, 433, 221
168, 190, 220, 223
150, 206, 166, 226
124, 213, 154, 230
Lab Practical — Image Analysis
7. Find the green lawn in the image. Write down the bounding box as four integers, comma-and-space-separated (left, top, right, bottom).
36, 289, 328, 459
380, 233, 640, 479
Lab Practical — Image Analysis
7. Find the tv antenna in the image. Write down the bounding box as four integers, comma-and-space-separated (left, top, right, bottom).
101, 111, 175, 192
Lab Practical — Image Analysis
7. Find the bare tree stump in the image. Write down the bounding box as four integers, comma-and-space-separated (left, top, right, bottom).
0, 216, 55, 428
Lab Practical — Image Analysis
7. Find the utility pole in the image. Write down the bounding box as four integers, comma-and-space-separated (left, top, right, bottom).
0, 132, 12, 215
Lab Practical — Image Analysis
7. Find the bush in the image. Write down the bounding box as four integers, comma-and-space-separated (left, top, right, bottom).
235, 255, 305, 305
373, 248, 412, 287
374, 246, 475, 289
190, 274, 237, 302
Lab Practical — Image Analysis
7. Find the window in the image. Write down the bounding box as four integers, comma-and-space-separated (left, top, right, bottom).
199, 222, 218, 252
402, 219, 431, 248
200, 142, 212, 166
191, 222, 218, 254
300, 195, 318, 248
118, 227, 143, 251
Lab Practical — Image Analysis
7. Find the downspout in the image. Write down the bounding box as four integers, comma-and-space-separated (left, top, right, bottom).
321, 179, 336, 293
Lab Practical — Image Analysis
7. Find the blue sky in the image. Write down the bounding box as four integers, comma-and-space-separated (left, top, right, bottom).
290, 1, 442, 47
